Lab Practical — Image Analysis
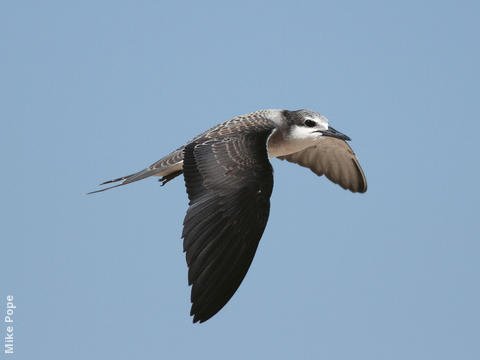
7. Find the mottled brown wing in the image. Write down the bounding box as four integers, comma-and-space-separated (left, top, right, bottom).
182, 127, 275, 323
149, 147, 185, 170
278, 137, 367, 193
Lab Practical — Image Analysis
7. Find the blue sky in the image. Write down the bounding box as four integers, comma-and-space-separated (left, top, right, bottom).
2, 1, 479, 359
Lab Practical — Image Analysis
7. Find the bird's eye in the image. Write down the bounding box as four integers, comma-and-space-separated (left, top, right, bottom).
304, 119, 316, 127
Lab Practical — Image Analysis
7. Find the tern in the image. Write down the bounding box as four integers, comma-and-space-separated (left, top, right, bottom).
90, 109, 367, 323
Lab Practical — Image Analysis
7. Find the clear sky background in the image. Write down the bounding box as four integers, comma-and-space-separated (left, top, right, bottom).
2, 1, 479, 359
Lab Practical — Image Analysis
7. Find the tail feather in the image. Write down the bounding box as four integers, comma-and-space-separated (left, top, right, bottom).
87, 182, 128, 194
99, 174, 136, 185
87, 168, 162, 195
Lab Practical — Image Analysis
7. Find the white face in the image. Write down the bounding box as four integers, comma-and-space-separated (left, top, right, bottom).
267, 112, 330, 158
288, 113, 329, 141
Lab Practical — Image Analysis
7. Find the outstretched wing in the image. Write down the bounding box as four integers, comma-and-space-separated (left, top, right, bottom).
278, 137, 367, 193
182, 127, 274, 323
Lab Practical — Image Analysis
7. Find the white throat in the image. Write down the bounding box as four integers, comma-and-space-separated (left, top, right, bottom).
267, 128, 322, 158
265, 109, 329, 158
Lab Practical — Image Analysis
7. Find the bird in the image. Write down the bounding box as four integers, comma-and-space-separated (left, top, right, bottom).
89, 109, 367, 323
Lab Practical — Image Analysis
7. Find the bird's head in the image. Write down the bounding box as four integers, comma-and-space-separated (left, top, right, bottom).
285, 109, 351, 142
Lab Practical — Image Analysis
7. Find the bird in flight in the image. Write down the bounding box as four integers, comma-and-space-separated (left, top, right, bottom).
89, 109, 367, 323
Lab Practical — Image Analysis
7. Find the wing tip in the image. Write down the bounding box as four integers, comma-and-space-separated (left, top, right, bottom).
190, 307, 215, 324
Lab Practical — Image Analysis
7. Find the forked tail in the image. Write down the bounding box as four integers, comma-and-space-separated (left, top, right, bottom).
87, 168, 162, 194
88, 147, 185, 194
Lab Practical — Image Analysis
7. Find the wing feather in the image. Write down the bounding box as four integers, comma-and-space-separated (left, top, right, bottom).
278, 137, 367, 193
182, 126, 275, 323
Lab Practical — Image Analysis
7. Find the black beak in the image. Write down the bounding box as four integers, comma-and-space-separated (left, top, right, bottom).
321, 126, 351, 141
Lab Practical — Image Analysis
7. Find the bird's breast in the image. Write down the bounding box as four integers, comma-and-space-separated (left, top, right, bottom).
267, 129, 319, 158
